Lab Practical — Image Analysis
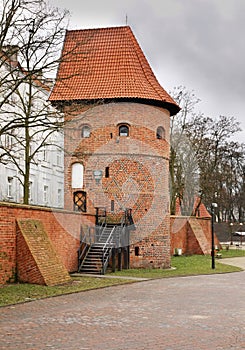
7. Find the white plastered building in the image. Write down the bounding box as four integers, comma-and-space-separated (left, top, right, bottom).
0, 48, 64, 208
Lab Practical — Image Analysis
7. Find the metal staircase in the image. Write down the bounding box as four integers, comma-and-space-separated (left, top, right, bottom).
77, 208, 134, 275
78, 225, 116, 274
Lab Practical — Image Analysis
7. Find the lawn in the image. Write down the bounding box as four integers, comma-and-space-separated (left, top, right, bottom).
0, 251, 243, 307
220, 246, 245, 258
0, 277, 135, 307
111, 254, 242, 278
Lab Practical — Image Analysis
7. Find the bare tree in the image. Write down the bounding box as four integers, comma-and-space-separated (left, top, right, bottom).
169, 86, 245, 221
169, 86, 201, 215
0, 0, 69, 204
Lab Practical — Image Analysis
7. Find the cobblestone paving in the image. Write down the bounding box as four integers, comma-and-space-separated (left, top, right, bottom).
0, 272, 245, 349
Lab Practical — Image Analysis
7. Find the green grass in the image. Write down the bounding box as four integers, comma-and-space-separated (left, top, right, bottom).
0, 252, 243, 307
0, 277, 134, 307
110, 254, 242, 279
220, 247, 245, 258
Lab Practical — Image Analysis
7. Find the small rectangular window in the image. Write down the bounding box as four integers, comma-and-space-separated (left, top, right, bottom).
111, 200, 114, 212
57, 188, 62, 206
7, 177, 13, 197
105, 167, 109, 178
57, 149, 62, 166
5, 135, 14, 149
135, 246, 139, 256
43, 146, 48, 162
43, 185, 48, 203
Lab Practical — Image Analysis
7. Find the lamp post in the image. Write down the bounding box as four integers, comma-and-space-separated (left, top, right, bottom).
239, 223, 243, 246
230, 222, 234, 245
211, 203, 218, 269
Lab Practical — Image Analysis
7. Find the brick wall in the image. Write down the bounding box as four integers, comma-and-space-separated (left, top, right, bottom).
0, 202, 95, 284
170, 216, 220, 255
170, 216, 189, 254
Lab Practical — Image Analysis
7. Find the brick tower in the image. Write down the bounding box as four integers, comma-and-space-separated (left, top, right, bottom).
49, 26, 180, 269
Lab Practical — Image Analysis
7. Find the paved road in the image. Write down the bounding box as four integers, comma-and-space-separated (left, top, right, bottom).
1, 270, 245, 350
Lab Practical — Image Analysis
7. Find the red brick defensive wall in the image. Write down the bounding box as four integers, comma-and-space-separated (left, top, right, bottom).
0, 202, 94, 284
170, 216, 220, 255
0, 202, 219, 285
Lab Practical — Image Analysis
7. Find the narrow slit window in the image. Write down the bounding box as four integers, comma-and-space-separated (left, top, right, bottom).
111, 200, 114, 212
105, 167, 109, 178
135, 246, 139, 256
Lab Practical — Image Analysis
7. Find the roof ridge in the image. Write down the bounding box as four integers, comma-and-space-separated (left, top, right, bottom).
66, 25, 130, 33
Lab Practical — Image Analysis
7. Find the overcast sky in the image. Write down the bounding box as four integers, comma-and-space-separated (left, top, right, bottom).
49, 0, 245, 143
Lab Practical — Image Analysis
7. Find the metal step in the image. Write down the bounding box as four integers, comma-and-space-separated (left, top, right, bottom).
78, 225, 116, 274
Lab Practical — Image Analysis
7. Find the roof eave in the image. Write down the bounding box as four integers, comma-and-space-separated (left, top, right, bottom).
49, 96, 180, 116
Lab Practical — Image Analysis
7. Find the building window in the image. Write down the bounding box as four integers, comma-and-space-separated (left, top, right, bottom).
29, 181, 33, 202
135, 246, 139, 256
73, 191, 86, 212
43, 185, 48, 203
156, 126, 165, 139
42, 145, 48, 162
119, 125, 129, 137
57, 188, 62, 206
5, 134, 14, 149
56, 149, 62, 166
81, 125, 91, 138
72, 163, 84, 188
7, 177, 13, 197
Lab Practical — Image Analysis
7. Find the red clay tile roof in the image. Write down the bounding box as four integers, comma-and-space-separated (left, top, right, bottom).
193, 198, 211, 218
175, 197, 211, 218
49, 26, 180, 115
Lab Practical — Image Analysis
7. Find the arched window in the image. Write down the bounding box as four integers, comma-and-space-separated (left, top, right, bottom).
71, 163, 84, 188
156, 126, 165, 139
119, 124, 129, 137
81, 125, 91, 138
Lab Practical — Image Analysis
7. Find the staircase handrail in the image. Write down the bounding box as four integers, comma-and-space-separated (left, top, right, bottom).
101, 226, 116, 274
78, 231, 91, 272
117, 209, 132, 247
96, 217, 107, 242
78, 225, 96, 270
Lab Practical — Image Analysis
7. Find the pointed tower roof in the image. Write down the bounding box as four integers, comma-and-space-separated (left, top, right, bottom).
49, 26, 180, 115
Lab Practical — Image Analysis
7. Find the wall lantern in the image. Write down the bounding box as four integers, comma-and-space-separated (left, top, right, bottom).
93, 170, 103, 184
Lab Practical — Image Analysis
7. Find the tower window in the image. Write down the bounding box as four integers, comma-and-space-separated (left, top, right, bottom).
135, 246, 139, 256
81, 125, 91, 138
105, 166, 109, 178
156, 126, 165, 139
71, 163, 84, 188
119, 125, 129, 137
111, 200, 114, 212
